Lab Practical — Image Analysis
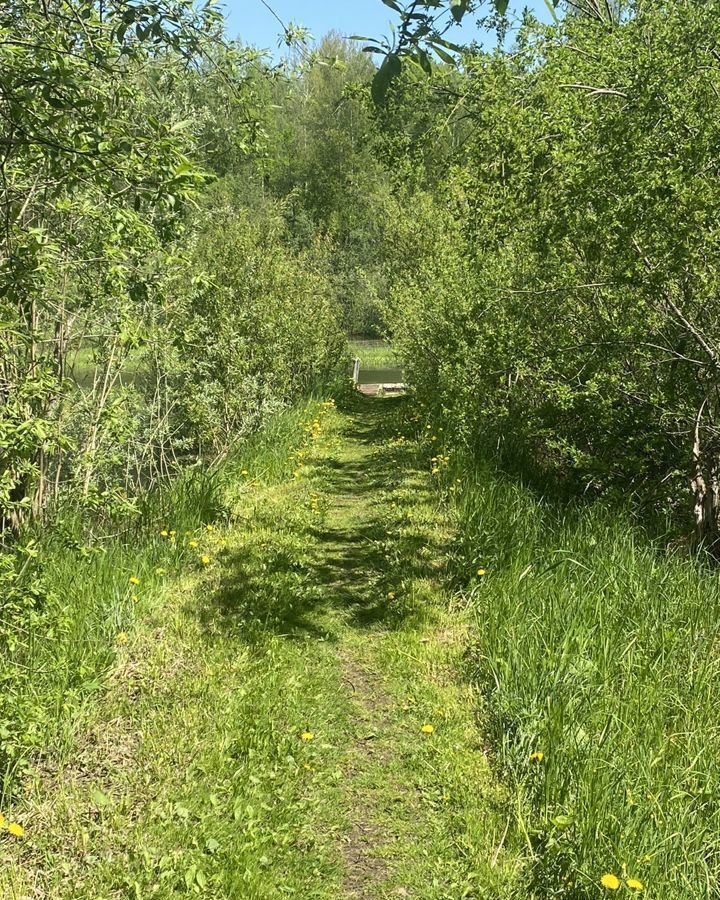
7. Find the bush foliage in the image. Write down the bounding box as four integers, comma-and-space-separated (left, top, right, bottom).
389, 2, 720, 545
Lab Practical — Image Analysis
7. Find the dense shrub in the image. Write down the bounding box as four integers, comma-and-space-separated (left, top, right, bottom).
159, 191, 345, 455
0, 3, 347, 796
387, 5, 720, 894
389, 2, 720, 543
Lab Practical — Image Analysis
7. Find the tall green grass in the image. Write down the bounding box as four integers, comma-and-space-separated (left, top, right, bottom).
450, 465, 720, 898
0, 399, 329, 805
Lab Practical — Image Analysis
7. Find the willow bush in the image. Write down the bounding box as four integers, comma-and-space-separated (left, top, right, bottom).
158, 189, 345, 457
389, 1, 720, 543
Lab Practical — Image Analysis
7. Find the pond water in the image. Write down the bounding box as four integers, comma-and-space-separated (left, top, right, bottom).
357, 366, 404, 385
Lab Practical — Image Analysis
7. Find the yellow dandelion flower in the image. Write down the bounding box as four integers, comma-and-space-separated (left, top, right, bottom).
169, 530, 176, 537
626, 879, 644, 892
206, 524, 215, 532
0, 813, 5, 829
7, 822, 24, 838
241, 470, 249, 476
301, 732, 314, 742
200, 555, 211, 566
129, 576, 140, 586
116, 632, 128, 645
421, 724, 435, 735
387, 592, 396, 600
600, 874, 621, 891
477, 568, 487, 577
530, 751, 544, 762
188, 540, 199, 549
160, 530, 169, 537
132, 595, 139, 603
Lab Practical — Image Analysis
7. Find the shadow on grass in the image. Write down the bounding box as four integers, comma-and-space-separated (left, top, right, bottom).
198, 393, 444, 647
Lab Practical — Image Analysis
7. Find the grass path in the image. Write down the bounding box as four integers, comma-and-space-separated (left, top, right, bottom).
1, 395, 514, 899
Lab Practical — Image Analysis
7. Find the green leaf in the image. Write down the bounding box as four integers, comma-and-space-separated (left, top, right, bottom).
494, 0, 510, 14
429, 35, 464, 53
430, 44, 457, 66
416, 47, 433, 75
386, 54, 402, 77
543, 0, 560, 21
184, 866, 197, 890
91, 788, 110, 808
450, 0, 466, 24
371, 53, 402, 105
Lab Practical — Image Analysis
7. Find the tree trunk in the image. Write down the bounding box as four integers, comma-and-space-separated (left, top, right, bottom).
692, 400, 720, 551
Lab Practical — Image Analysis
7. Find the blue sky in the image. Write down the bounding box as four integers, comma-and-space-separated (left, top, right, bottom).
223, 1, 555, 54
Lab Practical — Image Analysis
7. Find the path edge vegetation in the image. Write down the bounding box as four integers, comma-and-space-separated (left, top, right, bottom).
1, 394, 517, 898
4, 0, 720, 898
6, 388, 720, 897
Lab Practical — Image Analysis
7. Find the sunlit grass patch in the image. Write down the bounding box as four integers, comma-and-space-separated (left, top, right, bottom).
348, 340, 400, 370
0, 395, 349, 897
0, 398, 336, 800
2, 393, 519, 898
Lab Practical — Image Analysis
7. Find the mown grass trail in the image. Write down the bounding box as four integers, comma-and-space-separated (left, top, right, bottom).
1, 394, 513, 899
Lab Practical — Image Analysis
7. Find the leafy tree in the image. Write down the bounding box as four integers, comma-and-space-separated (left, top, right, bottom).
388, 1, 720, 546
367, 0, 534, 100
0, 1, 224, 527
259, 34, 395, 333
